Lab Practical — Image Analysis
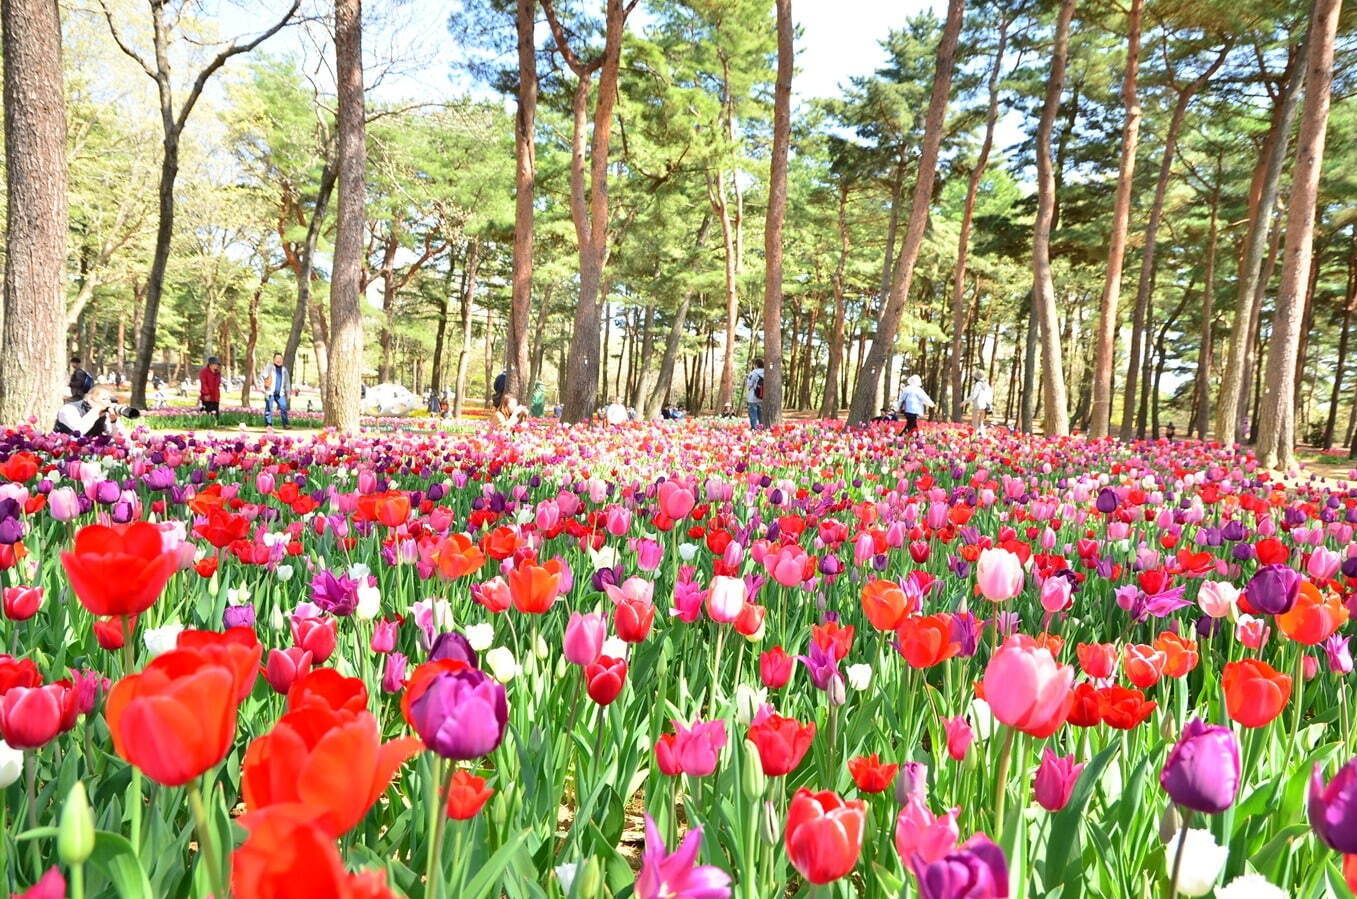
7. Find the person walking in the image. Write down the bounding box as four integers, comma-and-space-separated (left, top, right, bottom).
965, 375, 994, 434
745, 357, 766, 429
259, 352, 291, 428
897, 374, 935, 433
198, 356, 222, 421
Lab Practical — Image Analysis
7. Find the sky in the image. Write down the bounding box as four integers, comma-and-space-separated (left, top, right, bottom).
216, 0, 952, 106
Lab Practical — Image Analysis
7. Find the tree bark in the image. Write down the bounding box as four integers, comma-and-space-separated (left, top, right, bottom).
1020, 298, 1039, 432
760, 0, 793, 428
0, 0, 68, 425
1256, 0, 1340, 469
240, 271, 272, 407
846, 0, 965, 425
1191, 158, 1221, 438
326, 0, 366, 431
1322, 228, 1356, 448
505, 0, 537, 400
946, 10, 1010, 421
1030, 0, 1077, 436
1216, 42, 1306, 442
1088, 0, 1142, 439
452, 239, 481, 418
430, 252, 456, 395
1118, 41, 1230, 440
820, 183, 851, 418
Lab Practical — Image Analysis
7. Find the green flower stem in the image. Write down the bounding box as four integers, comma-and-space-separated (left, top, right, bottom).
188, 779, 228, 899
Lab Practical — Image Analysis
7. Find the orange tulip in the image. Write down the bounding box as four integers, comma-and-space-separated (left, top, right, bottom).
232, 805, 396, 899
1123, 643, 1166, 688
242, 705, 421, 837
896, 615, 960, 669
105, 649, 238, 786
1277, 581, 1349, 645
1075, 642, 1117, 679
507, 561, 559, 614
431, 533, 485, 581
861, 579, 911, 631
1222, 658, 1292, 728
1154, 631, 1200, 678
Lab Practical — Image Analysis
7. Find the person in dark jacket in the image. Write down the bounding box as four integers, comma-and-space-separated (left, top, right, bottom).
68, 357, 94, 401
198, 356, 222, 420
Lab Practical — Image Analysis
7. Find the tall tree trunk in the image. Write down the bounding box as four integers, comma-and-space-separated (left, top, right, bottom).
430, 252, 456, 394
1030, 0, 1077, 436
1256, 0, 1340, 469
1322, 228, 1357, 448
846, 0, 965, 425
240, 271, 271, 407
712, 173, 740, 410
1191, 159, 1221, 438
946, 10, 1009, 421
452, 239, 481, 417
819, 183, 851, 418
1118, 41, 1230, 440
1088, 0, 1142, 439
504, 0, 537, 400
284, 159, 336, 379
761, 0, 792, 428
643, 297, 692, 419
326, 0, 365, 431
1216, 42, 1306, 442
0, 0, 67, 424
1020, 296, 1039, 432
550, 0, 630, 422
377, 229, 398, 382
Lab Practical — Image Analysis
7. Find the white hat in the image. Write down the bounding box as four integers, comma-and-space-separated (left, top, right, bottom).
907, 374, 922, 387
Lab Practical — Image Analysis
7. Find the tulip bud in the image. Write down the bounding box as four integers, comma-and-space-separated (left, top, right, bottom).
741, 739, 766, 802
58, 782, 94, 866
759, 799, 781, 845
1158, 804, 1182, 843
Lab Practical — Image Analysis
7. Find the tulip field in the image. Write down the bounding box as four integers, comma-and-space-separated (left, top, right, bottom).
1, 420, 1356, 899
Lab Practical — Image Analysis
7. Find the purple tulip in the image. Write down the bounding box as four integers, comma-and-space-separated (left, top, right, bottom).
381, 652, 407, 694
1322, 634, 1353, 675
635, 814, 731, 899
1033, 748, 1084, 812
911, 835, 1008, 899
223, 604, 256, 629
797, 641, 841, 691
1309, 758, 1357, 852
408, 667, 507, 759
1160, 717, 1240, 814
308, 568, 360, 616
1246, 564, 1301, 615
1095, 488, 1118, 514
429, 630, 477, 667
371, 619, 398, 654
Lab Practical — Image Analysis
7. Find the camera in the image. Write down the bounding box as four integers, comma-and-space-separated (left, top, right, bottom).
105, 404, 141, 419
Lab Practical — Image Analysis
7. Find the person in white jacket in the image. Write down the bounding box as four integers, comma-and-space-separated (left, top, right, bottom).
897, 374, 934, 433
966, 376, 994, 433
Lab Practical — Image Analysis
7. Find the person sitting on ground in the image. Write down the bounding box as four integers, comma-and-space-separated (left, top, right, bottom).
491, 393, 529, 430
1165, 422, 1177, 442
872, 406, 897, 423
720, 403, 737, 419
965, 375, 994, 434
199, 356, 222, 421
54, 386, 129, 439
897, 374, 935, 433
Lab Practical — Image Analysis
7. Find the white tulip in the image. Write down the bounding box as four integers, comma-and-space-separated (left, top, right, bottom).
0, 741, 23, 789
733, 683, 768, 725
846, 663, 872, 690
226, 586, 252, 606
484, 647, 521, 683
275, 564, 295, 583
968, 698, 996, 740
601, 637, 628, 659
554, 862, 579, 894
465, 623, 495, 652
355, 583, 381, 620
1215, 874, 1288, 899
143, 622, 184, 658
348, 562, 371, 580
587, 545, 620, 571
1166, 828, 1227, 897
677, 543, 699, 562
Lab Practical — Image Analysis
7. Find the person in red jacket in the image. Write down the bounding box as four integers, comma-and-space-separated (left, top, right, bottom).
199, 356, 222, 421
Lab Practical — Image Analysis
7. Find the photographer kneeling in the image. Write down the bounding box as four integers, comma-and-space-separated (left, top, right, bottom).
55, 387, 139, 438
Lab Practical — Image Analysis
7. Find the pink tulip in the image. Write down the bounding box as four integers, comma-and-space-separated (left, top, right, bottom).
263, 647, 313, 694
563, 611, 607, 666
981, 637, 1074, 738
1033, 747, 1084, 811
255, 472, 276, 494
941, 716, 974, 761
706, 576, 745, 623
605, 506, 632, 537
1308, 546, 1341, 580
1197, 581, 1239, 618
766, 545, 807, 588
658, 482, 695, 521
534, 500, 560, 531
47, 486, 80, 522
656, 719, 728, 777
1039, 577, 1073, 613
976, 548, 1024, 602
634, 538, 663, 572
1235, 615, 1271, 650
604, 576, 654, 607
893, 797, 960, 865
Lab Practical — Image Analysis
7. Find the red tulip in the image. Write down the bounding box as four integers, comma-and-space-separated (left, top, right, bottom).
0, 655, 42, 694
861, 579, 910, 631
105, 649, 238, 785
848, 754, 899, 793
291, 616, 338, 663
177, 627, 261, 701
584, 656, 627, 705
242, 705, 420, 836
444, 769, 494, 820
784, 788, 866, 884
1095, 685, 1157, 730
288, 668, 370, 715
1075, 642, 1117, 680
1, 586, 42, 621
811, 621, 854, 661
0, 684, 65, 748
61, 522, 178, 617
507, 561, 559, 614
747, 712, 815, 776
896, 614, 960, 669
231, 806, 355, 899
263, 647, 313, 695
760, 647, 794, 689
93, 616, 136, 651
1123, 643, 1165, 689
613, 597, 655, 642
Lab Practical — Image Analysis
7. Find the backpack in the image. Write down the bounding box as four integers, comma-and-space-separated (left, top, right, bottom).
754, 373, 764, 401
